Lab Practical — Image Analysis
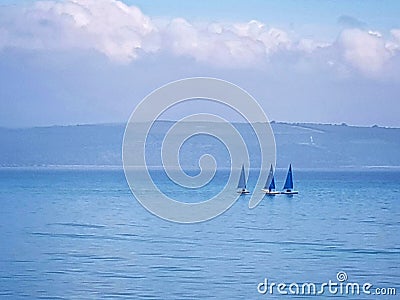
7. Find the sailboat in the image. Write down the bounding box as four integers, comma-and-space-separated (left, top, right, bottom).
262, 164, 280, 195
237, 164, 250, 194
281, 164, 298, 195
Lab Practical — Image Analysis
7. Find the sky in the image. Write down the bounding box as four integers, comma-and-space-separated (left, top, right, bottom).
0, 0, 399, 127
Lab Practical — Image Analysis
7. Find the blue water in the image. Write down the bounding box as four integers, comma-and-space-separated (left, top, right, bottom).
0, 169, 399, 299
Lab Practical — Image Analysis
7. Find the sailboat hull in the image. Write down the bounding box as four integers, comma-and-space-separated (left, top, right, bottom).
237, 189, 250, 194
261, 189, 280, 195
281, 191, 299, 195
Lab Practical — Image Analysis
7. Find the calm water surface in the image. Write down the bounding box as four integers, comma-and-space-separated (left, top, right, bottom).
0, 169, 399, 299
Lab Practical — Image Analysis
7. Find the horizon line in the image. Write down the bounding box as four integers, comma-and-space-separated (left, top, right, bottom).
0, 120, 399, 130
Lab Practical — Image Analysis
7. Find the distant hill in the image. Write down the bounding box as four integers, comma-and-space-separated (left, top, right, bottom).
1, 122, 399, 169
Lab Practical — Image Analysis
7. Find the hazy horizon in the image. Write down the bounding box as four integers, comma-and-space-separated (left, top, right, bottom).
1, 119, 400, 130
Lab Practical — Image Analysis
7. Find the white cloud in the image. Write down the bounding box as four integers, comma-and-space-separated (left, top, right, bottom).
368, 30, 382, 38
336, 28, 392, 75
0, 0, 399, 78
0, 0, 159, 62
0, 0, 318, 66
387, 29, 400, 54
164, 18, 268, 67
297, 38, 330, 54
391, 29, 400, 43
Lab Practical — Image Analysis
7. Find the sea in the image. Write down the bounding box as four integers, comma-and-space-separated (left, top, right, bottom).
0, 168, 399, 299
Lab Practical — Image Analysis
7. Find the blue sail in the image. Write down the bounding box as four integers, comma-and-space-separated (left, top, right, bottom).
237, 165, 247, 189
264, 164, 275, 190
283, 164, 294, 190
269, 177, 276, 190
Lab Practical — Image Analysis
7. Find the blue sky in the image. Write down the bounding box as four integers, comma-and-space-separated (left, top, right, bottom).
0, 0, 399, 127
127, 0, 400, 30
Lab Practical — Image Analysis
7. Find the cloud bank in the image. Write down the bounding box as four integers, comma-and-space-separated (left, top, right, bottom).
0, 0, 399, 78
